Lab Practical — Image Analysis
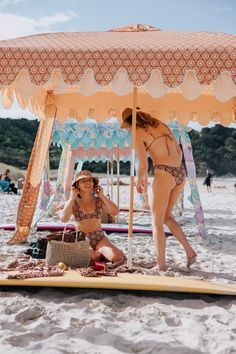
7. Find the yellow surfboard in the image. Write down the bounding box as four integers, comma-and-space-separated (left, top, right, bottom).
0, 271, 235, 295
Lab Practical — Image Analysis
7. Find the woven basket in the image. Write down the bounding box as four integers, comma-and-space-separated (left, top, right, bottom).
45, 224, 91, 268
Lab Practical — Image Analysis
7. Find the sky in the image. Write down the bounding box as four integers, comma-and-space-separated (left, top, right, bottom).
0, 0, 235, 129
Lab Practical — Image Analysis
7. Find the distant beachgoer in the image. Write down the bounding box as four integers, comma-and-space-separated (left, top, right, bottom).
234, 182, 236, 193
3, 169, 17, 194
203, 170, 213, 192
60, 170, 124, 264
121, 108, 196, 271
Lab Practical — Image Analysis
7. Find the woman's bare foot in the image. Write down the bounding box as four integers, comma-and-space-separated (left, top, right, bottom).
159, 266, 167, 272
149, 264, 167, 274
158, 262, 167, 272
187, 252, 197, 269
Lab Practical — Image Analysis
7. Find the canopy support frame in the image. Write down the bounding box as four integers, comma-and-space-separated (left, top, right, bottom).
7, 92, 56, 244
128, 87, 137, 267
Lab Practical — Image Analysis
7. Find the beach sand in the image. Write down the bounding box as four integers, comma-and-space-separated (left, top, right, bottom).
0, 177, 236, 353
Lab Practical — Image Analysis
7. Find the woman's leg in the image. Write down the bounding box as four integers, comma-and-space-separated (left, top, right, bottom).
164, 180, 197, 263
151, 172, 174, 271
95, 235, 124, 263
90, 248, 102, 262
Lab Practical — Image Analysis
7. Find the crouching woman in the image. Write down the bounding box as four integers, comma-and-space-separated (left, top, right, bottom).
60, 170, 124, 264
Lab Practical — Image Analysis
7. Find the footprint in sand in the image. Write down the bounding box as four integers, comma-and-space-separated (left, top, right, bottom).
15, 306, 45, 323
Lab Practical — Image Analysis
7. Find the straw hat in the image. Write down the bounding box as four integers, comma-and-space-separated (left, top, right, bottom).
120, 107, 141, 128
122, 107, 132, 120
72, 170, 99, 187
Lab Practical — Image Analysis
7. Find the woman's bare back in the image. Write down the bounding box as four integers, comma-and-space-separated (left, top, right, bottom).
141, 123, 183, 167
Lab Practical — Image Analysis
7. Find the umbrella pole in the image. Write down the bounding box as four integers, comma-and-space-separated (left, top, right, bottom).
64, 146, 75, 200
116, 145, 120, 209
106, 160, 110, 196
111, 154, 114, 201
116, 145, 120, 223
128, 87, 137, 268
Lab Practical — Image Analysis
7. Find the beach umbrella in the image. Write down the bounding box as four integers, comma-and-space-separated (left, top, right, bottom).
1, 25, 235, 263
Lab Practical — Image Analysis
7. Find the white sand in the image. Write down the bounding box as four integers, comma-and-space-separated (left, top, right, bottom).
0, 177, 236, 353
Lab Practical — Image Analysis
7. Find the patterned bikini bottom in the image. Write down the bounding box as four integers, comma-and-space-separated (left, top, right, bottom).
85, 230, 106, 250
153, 163, 186, 186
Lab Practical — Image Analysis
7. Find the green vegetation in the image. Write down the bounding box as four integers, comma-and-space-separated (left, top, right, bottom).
189, 126, 236, 176
0, 118, 61, 170
0, 118, 235, 176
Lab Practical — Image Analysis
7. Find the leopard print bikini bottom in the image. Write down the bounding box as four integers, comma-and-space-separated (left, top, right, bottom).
85, 230, 105, 250
153, 163, 186, 186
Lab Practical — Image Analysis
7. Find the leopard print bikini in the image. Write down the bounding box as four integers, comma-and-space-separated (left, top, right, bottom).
72, 197, 105, 249
144, 126, 186, 186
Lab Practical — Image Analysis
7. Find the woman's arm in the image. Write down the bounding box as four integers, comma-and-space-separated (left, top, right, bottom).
95, 185, 119, 215
135, 129, 148, 194
60, 187, 78, 222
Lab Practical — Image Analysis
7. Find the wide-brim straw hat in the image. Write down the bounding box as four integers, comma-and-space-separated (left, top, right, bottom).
120, 107, 141, 128
120, 107, 132, 128
72, 170, 99, 187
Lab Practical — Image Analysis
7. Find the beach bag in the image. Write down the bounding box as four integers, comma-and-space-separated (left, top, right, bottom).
46, 229, 86, 243
25, 229, 87, 259
45, 224, 91, 268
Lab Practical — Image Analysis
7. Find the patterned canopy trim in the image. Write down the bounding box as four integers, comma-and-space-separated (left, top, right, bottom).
1, 67, 235, 103
0, 31, 235, 87
52, 119, 131, 149
72, 146, 131, 163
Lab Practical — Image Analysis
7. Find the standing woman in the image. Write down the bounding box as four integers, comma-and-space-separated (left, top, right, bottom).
121, 108, 197, 271
60, 170, 124, 264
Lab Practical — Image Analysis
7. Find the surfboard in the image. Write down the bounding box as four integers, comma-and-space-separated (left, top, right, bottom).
0, 271, 235, 295
0, 222, 172, 236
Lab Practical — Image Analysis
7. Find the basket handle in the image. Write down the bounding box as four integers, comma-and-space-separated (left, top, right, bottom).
62, 224, 78, 242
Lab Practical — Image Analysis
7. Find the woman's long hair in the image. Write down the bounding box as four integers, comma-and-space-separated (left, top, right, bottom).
123, 109, 159, 129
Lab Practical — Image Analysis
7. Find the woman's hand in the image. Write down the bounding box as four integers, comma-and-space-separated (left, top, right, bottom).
136, 174, 147, 194
94, 185, 104, 198
61, 187, 77, 222
71, 186, 79, 200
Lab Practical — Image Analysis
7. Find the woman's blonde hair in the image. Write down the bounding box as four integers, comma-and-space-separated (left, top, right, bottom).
122, 108, 159, 129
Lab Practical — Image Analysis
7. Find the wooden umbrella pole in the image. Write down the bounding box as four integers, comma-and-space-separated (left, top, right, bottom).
128, 87, 137, 268
111, 154, 114, 201
106, 160, 110, 196
116, 145, 120, 223
116, 145, 120, 210
64, 145, 75, 200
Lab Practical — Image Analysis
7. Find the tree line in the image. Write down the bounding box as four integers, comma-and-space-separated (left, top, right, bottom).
0, 118, 235, 176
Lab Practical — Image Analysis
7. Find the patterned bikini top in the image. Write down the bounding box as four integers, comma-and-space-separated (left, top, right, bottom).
144, 125, 174, 156
72, 197, 102, 222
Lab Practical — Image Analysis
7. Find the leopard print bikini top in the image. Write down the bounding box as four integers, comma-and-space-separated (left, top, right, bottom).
72, 197, 102, 222
144, 126, 173, 155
